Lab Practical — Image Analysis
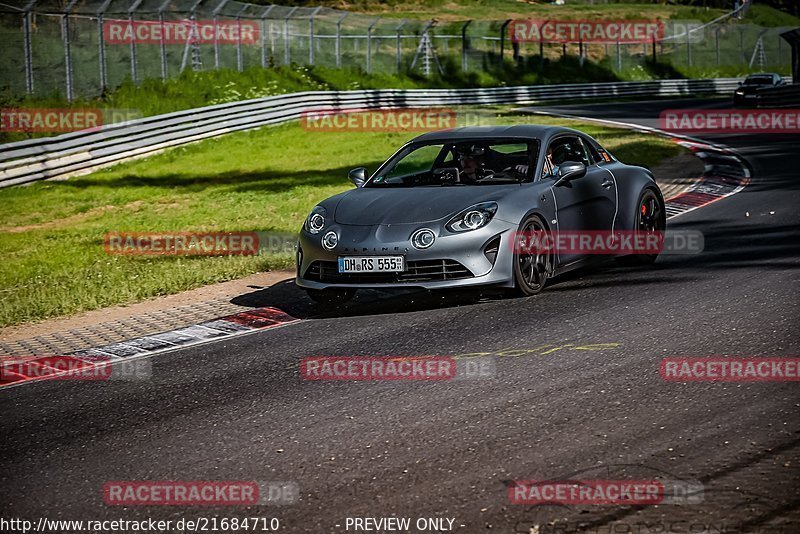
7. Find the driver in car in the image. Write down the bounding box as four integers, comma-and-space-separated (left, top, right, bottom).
457, 144, 487, 183
457, 144, 529, 183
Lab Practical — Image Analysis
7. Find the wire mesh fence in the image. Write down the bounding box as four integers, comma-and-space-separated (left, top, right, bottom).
0, 0, 793, 102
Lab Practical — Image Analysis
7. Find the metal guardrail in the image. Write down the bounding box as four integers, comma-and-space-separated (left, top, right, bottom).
0, 77, 740, 188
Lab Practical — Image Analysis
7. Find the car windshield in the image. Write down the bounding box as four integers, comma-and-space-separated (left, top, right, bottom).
744, 76, 773, 85
368, 139, 537, 187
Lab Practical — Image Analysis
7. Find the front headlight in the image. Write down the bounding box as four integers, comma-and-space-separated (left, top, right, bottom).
735, 90, 744, 95
446, 202, 498, 233
304, 206, 326, 234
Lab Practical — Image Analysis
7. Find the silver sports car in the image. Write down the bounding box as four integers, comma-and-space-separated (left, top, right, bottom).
296, 125, 666, 304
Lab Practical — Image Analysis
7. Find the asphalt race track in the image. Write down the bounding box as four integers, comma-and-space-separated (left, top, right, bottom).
1, 98, 798, 533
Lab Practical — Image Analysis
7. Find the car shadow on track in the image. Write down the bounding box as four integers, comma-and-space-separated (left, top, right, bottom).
229, 261, 697, 320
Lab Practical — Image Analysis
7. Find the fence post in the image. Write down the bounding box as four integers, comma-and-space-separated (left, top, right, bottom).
396, 20, 407, 73
23, 0, 38, 95
63, 0, 80, 102
651, 34, 656, 65
686, 24, 692, 67
234, 4, 249, 71
616, 38, 621, 71
158, 0, 170, 80
284, 7, 298, 65
461, 20, 472, 72
539, 40, 544, 70
367, 17, 379, 73
260, 5, 274, 68
715, 27, 720, 65
308, 7, 321, 65
500, 19, 511, 63
335, 13, 348, 68
579, 39, 585, 67
127, 0, 144, 85
213, 0, 229, 69
739, 28, 745, 63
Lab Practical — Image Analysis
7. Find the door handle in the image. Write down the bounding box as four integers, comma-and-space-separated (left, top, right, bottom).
601, 179, 614, 189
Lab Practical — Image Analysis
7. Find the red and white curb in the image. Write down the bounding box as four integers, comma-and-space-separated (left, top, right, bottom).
0, 307, 299, 389
663, 139, 750, 219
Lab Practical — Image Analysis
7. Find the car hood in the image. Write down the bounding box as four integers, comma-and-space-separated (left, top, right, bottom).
333, 186, 518, 225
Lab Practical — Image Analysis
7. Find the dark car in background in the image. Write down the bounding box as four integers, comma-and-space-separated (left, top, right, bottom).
733, 73, 784, 106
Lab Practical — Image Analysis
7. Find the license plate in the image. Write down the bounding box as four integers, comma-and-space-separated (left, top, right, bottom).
338, 256, 405, 273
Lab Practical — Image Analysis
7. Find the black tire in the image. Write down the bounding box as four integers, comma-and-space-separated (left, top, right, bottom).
306, 288, 355, 306
513, 214, 552, 296
616, 187, 666, 266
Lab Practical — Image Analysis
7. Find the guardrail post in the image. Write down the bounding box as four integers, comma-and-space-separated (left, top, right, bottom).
367, 17, 380, 74
616, 38, 621, 71
22, 0, 38, 95
213, 0, 229, 69
715, 28, 720, 65
284, 7, 298, 65
335, 13, 347, 68
686, 25, 692, 67
396, 20, 407, 73
260, 5, 274, 68
461, 20, 471, 72
308, 7, 321, 65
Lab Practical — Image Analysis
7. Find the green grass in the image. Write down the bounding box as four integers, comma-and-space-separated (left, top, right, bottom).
271, 0, 731, 22
743, 5, 800, 27
0, 109, 684, 327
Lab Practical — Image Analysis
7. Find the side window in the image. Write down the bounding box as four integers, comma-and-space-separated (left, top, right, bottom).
580, 137, 602, 164
542, 136, 590, 178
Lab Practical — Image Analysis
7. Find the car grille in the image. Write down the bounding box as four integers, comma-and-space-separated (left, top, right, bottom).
305, 259, 474, 284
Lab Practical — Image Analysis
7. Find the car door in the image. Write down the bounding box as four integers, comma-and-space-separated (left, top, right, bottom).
544, 135, 617, 266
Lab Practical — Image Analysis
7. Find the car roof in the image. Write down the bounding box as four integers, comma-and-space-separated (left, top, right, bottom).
409, 124, 581, 143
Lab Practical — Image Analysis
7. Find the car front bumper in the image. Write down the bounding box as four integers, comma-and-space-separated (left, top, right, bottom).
295, 219, 517, 290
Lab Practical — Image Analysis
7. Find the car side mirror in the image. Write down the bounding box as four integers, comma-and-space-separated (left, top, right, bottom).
348, 167, 367, 187
738, 81, 742, 86
554, 161, 586, 186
